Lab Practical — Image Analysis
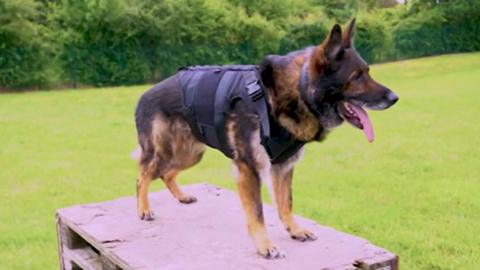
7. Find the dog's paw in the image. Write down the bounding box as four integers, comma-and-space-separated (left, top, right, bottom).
290, 228, 317, 242
138, 210, 155, 221
179, 195, 198, 204
258, 245, 286, 259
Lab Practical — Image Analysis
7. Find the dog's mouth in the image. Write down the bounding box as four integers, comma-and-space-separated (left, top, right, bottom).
339, 101, 374, 143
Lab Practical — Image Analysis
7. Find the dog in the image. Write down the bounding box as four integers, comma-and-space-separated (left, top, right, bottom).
133, 19, 398, 259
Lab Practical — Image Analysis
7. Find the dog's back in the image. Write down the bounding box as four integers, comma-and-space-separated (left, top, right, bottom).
135, 75, 184, 139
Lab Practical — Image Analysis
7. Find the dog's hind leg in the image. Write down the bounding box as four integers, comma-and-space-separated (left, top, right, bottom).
135, 114, 171, 221
159, 118, 205, 203
161, 168, 198, 204
271, 164, 317, 242
137, 163, 156, 221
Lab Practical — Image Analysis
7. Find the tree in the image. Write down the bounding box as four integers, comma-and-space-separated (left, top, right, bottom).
0, 0, 57, 88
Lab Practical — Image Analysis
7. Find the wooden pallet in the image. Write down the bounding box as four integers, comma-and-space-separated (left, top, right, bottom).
56, 183, 399, 270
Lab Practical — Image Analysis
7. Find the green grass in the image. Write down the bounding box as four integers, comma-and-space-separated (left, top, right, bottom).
1, 52, 480, 269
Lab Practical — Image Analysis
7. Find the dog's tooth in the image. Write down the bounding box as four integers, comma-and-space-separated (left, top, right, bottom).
345, 104, 355, 115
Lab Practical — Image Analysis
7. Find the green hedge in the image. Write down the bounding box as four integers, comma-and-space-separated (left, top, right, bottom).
393, 9, 446, 59
0, 0, 57, 89
279, 21, 330, 55
393, 1, 480, 60
1, 0, 479, 90
355, 14, 390, 63
49, 0, 152, 86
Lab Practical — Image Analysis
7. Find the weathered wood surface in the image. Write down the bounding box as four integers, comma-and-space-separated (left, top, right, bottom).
57, 183, 398, 270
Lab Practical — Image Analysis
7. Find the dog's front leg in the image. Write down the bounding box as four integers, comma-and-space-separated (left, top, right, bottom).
271, 165, 317, 242
235, 161, 284, 259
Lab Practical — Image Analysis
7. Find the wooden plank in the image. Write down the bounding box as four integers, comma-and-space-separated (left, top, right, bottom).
57, 215, 103, 270
63, 247, 101, 270
58, 216, 128, 270
100, 255, 121, 270
56, 215, 66, 270
56, 183, 398, 270
354, 253, 399, 270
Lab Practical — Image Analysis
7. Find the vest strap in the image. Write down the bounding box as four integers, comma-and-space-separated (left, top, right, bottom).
244, 72, 270, 138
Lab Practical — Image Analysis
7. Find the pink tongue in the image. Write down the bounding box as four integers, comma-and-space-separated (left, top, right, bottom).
350, 104, 375, 143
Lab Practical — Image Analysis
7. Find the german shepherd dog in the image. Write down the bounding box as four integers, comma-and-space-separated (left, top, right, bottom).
134, 19, 398, 259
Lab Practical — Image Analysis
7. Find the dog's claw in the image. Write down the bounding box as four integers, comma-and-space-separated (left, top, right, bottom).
260, 246, 285, 259
290, 229, 317, 242
139, 210, 155, 221
179, 195, 197, 204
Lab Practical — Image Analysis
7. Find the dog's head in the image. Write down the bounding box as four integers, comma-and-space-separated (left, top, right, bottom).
305, 19, 398, 142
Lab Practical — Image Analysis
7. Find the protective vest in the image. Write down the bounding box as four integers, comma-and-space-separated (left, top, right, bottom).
177, 65, 305, 164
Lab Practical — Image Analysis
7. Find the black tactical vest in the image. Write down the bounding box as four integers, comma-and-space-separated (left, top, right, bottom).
177, 65, 304, 164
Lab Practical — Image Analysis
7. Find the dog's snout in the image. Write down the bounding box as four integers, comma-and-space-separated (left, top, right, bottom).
387, 91, 399, 105
363, 89, 398, 110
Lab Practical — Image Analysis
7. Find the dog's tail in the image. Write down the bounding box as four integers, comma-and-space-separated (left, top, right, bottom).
131, 144, 142, 161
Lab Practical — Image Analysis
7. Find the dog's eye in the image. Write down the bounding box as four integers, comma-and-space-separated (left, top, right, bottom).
355, 71, 363, 80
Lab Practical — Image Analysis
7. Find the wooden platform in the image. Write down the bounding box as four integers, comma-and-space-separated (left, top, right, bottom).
56, 183, 398, 270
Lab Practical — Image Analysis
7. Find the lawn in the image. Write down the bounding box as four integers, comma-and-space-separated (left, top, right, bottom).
1, 53, 479, 269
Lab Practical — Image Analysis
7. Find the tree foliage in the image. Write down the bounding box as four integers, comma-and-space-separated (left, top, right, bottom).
0, 0, 57, 88
0, 0, 479, 90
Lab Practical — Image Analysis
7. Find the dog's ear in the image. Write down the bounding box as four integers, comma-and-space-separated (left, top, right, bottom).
312, 24, 344, 74
324, 24, 344, 62
259, 55, 277, 89
343, 18, 356, 48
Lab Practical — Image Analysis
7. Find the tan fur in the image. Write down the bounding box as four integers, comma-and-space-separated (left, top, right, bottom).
168, 119, 206, 170
271, 161, 317, 242
136, 168, 154, 220
162, 168, 197, 203
225, 116, 239, 160
235, 161, 280, 257
225, 114, 285, 257
136, 114, 205, 219
266, 53, 322, 141
151, 115, 205, 171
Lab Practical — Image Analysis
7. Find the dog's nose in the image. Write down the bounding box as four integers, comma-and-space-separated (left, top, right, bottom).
387, 91, 399, 105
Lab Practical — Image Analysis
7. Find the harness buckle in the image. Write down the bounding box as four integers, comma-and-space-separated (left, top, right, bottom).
246, 80, 263, 101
